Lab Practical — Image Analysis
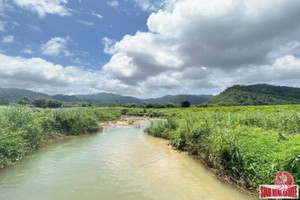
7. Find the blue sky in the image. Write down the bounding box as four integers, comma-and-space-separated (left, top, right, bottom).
0, 0, 300, 97
1, 0, 150, 70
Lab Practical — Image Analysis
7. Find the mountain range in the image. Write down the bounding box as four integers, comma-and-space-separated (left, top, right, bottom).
0, 88, 213, 106
2, 84, 300, 106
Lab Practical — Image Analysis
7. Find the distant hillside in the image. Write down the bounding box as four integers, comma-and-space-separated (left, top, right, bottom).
0, 88, 213, 106
144, 94, 213, 104
52, 94, 81, 102
0, 88, 50, 102
203, 84, 300, 106
76, 93, 143, 106
77, 93, 213, 106
0, 88, 81, 103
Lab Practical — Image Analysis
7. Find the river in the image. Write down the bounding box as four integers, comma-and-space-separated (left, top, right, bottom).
0, 122, 255, 200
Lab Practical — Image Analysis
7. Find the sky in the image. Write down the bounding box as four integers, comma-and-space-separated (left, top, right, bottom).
0, 0, 300, 98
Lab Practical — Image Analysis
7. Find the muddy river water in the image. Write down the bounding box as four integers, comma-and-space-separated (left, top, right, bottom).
0, 122, 255, 200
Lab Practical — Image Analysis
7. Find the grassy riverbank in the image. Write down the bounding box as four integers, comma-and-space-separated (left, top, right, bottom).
0, 106, 167, 168
0, 106, 123, 167
145, 105, 300, 192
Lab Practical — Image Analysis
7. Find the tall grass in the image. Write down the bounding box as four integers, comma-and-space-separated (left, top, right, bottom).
146, 105, 300, 191
0, 106, 123, 167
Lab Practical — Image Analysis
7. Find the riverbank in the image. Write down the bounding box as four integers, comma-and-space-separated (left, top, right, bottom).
145, 105, 300, 196
0, 105, 156, 169
99, 116, 150, 131
0, 119, 254, 200
0, 106, 123, 168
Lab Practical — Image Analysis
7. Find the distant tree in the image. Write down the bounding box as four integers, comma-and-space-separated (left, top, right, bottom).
17, 96, 31, 105
0, 98, 10, 105
33, 98, 48, 108
181, 100, 191, 108
47, 99, 62, 108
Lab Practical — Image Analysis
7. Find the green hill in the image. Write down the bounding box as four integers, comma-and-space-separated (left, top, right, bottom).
0, 88, 49, 102
0, 88, 212, 106
76, 93, 143, 106
203, 84, 300, 106
144, 94, 213, 104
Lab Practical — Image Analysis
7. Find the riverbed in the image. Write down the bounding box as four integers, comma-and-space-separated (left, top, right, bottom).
0, 122, 256, 200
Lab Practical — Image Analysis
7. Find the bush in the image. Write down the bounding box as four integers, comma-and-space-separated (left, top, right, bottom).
181, 100, 191, 108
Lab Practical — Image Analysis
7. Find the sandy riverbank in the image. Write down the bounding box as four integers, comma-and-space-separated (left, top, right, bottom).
99, 116, 150, 132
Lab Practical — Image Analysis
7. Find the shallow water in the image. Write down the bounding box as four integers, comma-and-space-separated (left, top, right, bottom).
0, 123, 256, 200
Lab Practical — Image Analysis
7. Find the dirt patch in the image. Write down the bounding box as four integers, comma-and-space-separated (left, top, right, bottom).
99, 116, 150, 132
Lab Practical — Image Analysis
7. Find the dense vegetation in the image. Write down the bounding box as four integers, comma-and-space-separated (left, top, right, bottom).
114, 100, 191, 108
146, 105, 300, 191
0, 106, 123, 167
2, 100, 300, 195
204, 84, 300, 106
0, 106, 167, 168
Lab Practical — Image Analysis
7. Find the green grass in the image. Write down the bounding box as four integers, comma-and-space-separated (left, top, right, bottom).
0, 106, 167, 168
145, 105, 300, 191
0, 106, 123, 167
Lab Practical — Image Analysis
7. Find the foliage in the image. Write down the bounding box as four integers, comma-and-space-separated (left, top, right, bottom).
204, 84, 300, 106
0, 106, 123, 167
32, 98, 62, 108
146, 105, 300, 191
0, 98, 10, 105
114, 103, 180, 108
181, 100, 191, 107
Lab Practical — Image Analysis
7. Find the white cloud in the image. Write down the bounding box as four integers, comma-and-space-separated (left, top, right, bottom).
21, 48, 34, 54
130, 0, 172, 12
102, 37, 116, 54
91, 11, 103, 19
107, 0, 119, 8
1, 35, 14, 43
103, 53, 138, 79
2, 0, 300, 97
77, 19, 94, 26
0, 52, 300, 97
13, 0, 71, 17
41, 37, 72, 57
0, 53, 135, 95
101, 0, 300, 94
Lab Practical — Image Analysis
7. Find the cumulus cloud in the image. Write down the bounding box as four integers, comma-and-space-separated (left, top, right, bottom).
0, 53, 300, 97
41, 37, 72, 57
1, 35, 14, 43
101, 0, 300, 95
12, 0, 71, 17
0, 53, 137, 95
2, 0, 300, 97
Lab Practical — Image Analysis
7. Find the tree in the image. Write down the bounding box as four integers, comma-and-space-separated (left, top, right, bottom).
0, 98, 10, 105
181, 100, 191, 108
48, 99, 62, 108
33, 99, 48, 108
17, 96, 31, 105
